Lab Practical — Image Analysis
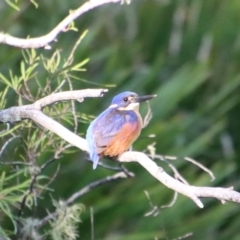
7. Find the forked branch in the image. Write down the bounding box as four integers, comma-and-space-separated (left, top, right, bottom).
1, 89, 240, 208
119, 152, 240, 208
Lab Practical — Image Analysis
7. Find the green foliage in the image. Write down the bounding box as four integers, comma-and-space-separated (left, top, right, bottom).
4, 0, 39, 11
4, 0, 20, 11
0, 170, 34, 234
0, 22, 90, 238
50, 201, 84, 240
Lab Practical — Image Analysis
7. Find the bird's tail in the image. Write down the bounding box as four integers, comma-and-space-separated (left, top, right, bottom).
91, 153, 99, 170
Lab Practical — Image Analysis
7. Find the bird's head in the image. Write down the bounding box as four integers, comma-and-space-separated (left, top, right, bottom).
109, 91, 156, 111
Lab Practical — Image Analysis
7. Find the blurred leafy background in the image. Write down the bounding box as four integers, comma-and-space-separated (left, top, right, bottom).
0, 0, 240, 239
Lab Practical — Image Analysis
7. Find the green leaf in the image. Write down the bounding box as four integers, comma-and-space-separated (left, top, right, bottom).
4, 0, 20, 11
0, 73, 12, 88
30, 0, 38, 8
0, 86, 9, 109
71, 59, 89, 72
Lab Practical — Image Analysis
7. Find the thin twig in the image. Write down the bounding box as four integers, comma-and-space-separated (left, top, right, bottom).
150, 153, 215, 182
168, 164, 189, 185
44, 164, 61, 191
144, 190, 159, 217
0, 135, 20, 157
184, 156, 215, 181
119, 163, 135, 177
161, 191, 178, 209
119, 151, 240, 207
41, 144, 72, 171
142, 101, 153, 128
37, 172, 128, 228
90, 207, 94, 240
66, 75, 78, 134
65, 172, 128, 205
53, 79, 66, 93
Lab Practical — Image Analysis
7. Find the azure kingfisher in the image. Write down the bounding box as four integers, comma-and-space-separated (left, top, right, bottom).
86, 91, 156, 169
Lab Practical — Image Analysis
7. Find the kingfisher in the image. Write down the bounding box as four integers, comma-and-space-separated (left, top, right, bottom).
86, 91, 156, 169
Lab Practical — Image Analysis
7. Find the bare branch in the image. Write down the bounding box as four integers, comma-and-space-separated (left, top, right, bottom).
30, 110, 89, 151
0, 0, 123, 49
66, 172, 129, 205
17, 166, 41, 236
119, 151, 240, 208
173, 232, 193, 240
142, 101, 153, 128
34, 89, 108, 109
144, 190, 159, 217
0, 89, 107, 152
37, 172, 129, 228
66, 75, 78, 134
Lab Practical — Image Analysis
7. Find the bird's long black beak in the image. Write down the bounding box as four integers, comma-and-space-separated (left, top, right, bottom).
134, 94, 157, 103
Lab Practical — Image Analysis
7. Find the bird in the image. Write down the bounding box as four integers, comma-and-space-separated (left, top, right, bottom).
86, 91, 156, 169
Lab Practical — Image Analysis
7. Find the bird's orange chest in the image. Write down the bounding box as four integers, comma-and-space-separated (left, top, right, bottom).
102, 111, 142, 157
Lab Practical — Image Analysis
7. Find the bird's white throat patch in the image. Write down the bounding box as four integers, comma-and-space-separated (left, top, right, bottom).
117, 102, 140, 111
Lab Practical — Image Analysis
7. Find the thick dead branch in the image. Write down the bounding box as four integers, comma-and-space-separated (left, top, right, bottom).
119, 151, 240, 207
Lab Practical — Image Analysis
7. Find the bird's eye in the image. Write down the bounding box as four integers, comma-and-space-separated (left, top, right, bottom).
123, 97, 128, 102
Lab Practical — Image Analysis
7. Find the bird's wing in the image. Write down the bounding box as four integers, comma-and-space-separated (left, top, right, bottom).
93, 111, 125, 154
